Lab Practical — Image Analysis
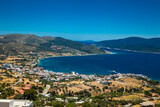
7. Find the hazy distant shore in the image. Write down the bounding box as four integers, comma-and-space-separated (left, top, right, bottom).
39, 51, 116, 63
102, 47, 160, 55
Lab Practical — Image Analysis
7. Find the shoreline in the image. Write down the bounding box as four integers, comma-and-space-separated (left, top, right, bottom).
38, 51, 116, 63
37, 51, 117, 76
38, 61, 160, 82
38, 49, 160, 82
102, 47, 160, 55
38, 46, 160, 63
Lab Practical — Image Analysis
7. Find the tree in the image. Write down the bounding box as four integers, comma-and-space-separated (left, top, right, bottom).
23, 89, 37, 101
52, 101, 64, 107
69, 91, 72, 96
0, 88, 15, 98
14, 94, 23, 99
0, 86, 3, 92
65, 87, 68, 92
82, 102, 92, 107
144, 91, 152, 97
33, 100, 44, 107
66, 103, 76, 107
51, 91, 56, 97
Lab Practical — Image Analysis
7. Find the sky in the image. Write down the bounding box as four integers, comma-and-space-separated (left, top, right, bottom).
0, 0, 160, 41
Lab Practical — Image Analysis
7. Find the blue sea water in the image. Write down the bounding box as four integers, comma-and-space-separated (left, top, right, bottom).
38, 49, 160, 81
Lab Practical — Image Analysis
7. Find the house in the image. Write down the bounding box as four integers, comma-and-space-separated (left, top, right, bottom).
37, 85, 43, 87
38, 67, 43, 71
140, 101, 155, 107
0, 99, 33, 107
100, 80, 108, 85
13, 100, 33, 107
124, 104, 132, 107
25, 84, 32, 88
75, 100, 84, 104
106, 76, 112, 80
71, 71, 75, 75
22, 87, 30, 90
42, 93, 51, 97
117, 73, 124, 79
3, 63, 13, 69
34, 79, 39, 83
66, 97, 78, 100
55, 98, 64, 102
152, 93, 159, 97
53, 82, 59, 86
17, 89, 24, 95
50, 78, 56, 81
0, 99, 13, 107
64, 73, 69, 75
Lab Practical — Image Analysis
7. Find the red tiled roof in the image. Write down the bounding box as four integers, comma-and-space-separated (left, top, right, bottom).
25, 84, 32, 88
17, 89, 24, 95
152, 93, 159, 97
21, 69, 25, 72
35, 84, 43, 87
53, 82, 59, 84
38, 85, 43, 87
64, 73, 69, 75
22, 87, 30, 90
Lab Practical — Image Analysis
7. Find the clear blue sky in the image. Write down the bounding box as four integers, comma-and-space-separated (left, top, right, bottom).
0, 0, 160, 41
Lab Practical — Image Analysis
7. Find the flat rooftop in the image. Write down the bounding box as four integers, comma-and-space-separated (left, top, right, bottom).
0, 99, 13, 102
0, 99, 33, 106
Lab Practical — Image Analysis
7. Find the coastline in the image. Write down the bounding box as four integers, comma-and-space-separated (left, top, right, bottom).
38, 58, 160, 82
38, 46, 159, 63
38, 51, 116, 64
38, 49, 160, 82
102, 47, 160, 55
37, 51, 117, 75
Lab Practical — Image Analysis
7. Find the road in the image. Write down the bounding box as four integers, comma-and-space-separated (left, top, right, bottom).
3, 79, 22, 90
42, 85, 50, 95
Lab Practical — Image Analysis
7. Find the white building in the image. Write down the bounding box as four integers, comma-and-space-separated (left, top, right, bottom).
140, 101, 155, 107
0, 99, 33, 107
75, 100, 84, 104
33, 79, 39, 83
71, 71, 75, 75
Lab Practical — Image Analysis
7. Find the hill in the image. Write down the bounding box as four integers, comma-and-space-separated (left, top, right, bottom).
96, 37, 160, 53
0, 34, 105, 55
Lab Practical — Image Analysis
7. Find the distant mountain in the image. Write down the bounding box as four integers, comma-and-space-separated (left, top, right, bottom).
96, 37, 160, 53
0, 34, 105, 55
79, 40, 97, 45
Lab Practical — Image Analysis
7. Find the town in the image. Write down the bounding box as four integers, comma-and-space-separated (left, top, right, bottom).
0, 54, 160, 107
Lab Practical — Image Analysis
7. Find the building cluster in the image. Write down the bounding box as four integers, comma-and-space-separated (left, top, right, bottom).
55, 97, 92, 105
3, 63, 148, 86
51, 45, 87, 55
17, 84, 32, 95
1, 63, 151, 106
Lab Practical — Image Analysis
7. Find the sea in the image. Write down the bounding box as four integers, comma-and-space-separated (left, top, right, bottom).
38, 48, 160, 81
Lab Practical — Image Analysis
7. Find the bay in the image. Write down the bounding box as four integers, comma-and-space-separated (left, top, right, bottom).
38, 49, 160, 81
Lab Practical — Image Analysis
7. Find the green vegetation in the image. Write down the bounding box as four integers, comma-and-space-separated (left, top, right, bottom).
0, 54, 160, 106
0, 34, 105, 55
0, 87, 15, 99
23, 89, 38, 101
96, 37, 160, 53
144, 91, 152, 97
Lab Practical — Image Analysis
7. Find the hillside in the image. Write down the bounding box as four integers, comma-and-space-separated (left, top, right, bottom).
0, 34, 105, 55
96, 37, 160, 53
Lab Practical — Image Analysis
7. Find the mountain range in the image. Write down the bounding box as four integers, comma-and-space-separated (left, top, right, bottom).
1, 34, 160, 55
0, 34, 105, 55
96, 37, 160, 53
